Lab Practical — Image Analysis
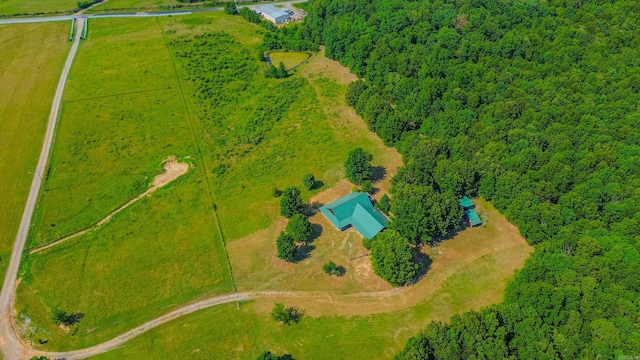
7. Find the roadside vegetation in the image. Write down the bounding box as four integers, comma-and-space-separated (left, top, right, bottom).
0, 22, 70, 285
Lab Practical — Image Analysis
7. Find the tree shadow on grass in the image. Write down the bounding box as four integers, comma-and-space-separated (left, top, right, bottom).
409, 248, 432, 285
311, 180, 324, 190
370, 165, 387, 183
305, 201, 323, 216
309, 223, 323, 242
429, 218, 468, 246
293, 244, 315, 263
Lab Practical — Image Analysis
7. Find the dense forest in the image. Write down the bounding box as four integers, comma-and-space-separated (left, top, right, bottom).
279, 0, 640, 358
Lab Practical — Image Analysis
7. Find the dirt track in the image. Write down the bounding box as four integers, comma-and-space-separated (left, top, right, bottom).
29, 159, 188, 254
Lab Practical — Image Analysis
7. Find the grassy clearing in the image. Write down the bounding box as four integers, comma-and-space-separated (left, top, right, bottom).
0, 0, 76, 15
16, 17, 231, 350
30, 18, 183, 246
159, 13, 395, 241
91, 200, 532, 359
0, 22, 69, 285
268, 51, 311, 70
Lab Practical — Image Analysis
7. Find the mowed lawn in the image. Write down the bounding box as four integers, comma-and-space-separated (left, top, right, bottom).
0, 22, 69, 285
16, 17, 231, 350
0, 0, 77, 15
90, 199, 532, 360
268, 51, 311, 70
86, 0, 184, 12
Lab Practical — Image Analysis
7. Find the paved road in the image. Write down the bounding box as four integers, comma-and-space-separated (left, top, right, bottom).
0, 17, 85, 360
0, 0, 307, 25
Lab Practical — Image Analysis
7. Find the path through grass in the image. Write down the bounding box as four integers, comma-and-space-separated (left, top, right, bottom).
0, 22, 69, 286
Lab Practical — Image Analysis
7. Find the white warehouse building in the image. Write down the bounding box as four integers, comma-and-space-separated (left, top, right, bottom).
257, 5, 290, 24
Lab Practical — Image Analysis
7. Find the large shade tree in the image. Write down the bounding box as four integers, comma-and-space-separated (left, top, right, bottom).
345, 147, 372, 185
370, 230, 419, 286
280, 186, 304, 218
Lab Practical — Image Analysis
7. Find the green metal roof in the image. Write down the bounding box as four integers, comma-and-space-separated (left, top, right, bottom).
460, 196, 474, 209
320, 192, 388, 239
465, 209, 482, 226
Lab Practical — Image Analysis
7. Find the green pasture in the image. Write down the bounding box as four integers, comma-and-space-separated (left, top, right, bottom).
0, 22, 69, 284
17, 171, 231, 349
0, 0, 76, 15
17, 11, 387, 349
160, 13, 387, 241
268, 51, 311, 70
86, 0, 184, 13
292, 1, 309, 11
89, 248, 514, 360
17, 16, 232, 349
30, 17, 183, 246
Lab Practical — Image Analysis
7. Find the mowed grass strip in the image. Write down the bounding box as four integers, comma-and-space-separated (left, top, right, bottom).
268, 51, 311, 70
0, 22, 69, 283
86, 0, 184, 13
0, 0, 77, 15
30, 17, 183, 246
16, 17, 232, 349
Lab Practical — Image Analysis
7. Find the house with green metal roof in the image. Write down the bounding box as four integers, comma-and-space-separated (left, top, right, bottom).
319, 192, 388, 239
465, 209, 482, 227
460, 196, 474, 210
460, 196, 482, 227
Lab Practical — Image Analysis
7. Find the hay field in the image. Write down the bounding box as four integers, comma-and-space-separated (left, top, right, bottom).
16, 17, 232, 350
0, 0, 76, 15
0, 22, 69, 284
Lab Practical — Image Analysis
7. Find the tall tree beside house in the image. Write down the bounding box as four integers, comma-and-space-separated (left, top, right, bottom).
276, 232, 297, 262
345, 147, 372, 185
370, 230, 419, 286
286, 214, 313, 242
280, 186, 304, 218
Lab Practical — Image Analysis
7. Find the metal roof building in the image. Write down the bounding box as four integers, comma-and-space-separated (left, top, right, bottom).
320, 192, 388, 239
258, 5, 290, 24
465, 209, 483, 227
460, 196, 474, 210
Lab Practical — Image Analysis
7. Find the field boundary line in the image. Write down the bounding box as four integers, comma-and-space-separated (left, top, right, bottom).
156, 17, 237, 292
64, 86, 175, 104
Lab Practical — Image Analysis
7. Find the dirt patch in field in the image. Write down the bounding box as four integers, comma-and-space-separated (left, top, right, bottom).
30, 157, 189, 254
153, 157, 189, 187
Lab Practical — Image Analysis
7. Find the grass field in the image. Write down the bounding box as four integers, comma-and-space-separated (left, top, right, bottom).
15, 11, 394, 350
268, 51, 311, 70
0, 22, 70, 287
15, 17, 232, 350
86, 0, 184, 13
0, 0, 76, 15
91, 199, 532, 359
13, 11, 532, 358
